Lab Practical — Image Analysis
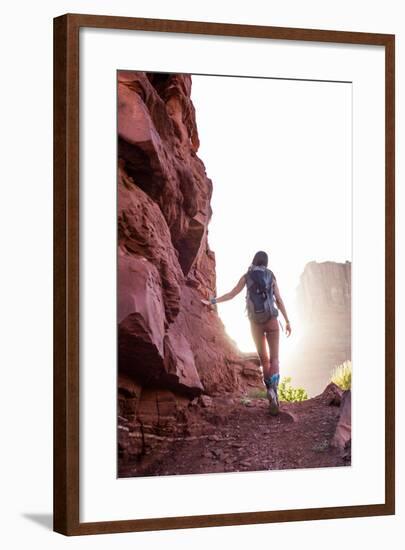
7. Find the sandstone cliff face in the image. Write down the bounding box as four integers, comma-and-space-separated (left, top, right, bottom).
117, 72, 262, 470
284, 261, 351, 397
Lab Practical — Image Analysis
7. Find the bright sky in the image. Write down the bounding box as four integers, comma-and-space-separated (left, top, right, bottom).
190, 74, 352, 353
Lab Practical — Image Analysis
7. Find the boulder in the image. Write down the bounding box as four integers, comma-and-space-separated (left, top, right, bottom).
163, 325, 204, 397
118, 253, 166, 384
319, 382, 344, 406
331, 390, 351, 450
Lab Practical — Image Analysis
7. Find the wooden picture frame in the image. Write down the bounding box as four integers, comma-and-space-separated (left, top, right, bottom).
53, 13, 395, 536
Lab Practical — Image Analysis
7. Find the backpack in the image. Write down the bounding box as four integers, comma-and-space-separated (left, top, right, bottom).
245, 267, 279, 324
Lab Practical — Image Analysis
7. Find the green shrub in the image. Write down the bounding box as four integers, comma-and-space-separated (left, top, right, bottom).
278, 376, 308, 402
331, 360, 352, 390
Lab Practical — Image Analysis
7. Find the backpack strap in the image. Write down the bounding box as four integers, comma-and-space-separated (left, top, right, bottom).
264, 268, 273, 291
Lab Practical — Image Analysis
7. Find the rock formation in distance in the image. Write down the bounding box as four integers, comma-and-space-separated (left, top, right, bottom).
284, 261, 351, 397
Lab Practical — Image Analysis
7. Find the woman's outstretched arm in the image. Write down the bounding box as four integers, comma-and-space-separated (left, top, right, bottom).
201, 275, 246, 305
273, 280, 292, 336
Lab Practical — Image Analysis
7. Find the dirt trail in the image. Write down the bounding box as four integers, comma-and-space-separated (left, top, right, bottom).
119, 392, 350, 477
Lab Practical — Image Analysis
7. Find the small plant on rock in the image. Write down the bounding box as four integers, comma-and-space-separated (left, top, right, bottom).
247, 388, 267, 399
240, 396, 252, 406
331, 360, 352, 391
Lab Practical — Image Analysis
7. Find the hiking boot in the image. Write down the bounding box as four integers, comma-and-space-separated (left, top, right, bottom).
265, 374, 280, 416
267, 386, 279, 415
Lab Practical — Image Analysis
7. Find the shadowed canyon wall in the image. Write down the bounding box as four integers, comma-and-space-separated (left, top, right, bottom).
284, 261, 351, 397
117, 72, 262, 469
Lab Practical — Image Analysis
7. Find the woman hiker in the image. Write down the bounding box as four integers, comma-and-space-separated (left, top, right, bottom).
201, 251, 291, 416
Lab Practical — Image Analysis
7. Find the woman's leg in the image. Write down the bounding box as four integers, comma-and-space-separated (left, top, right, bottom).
265, 317, 281, 415
266, 317, 280, 378
249, 321, 270, 381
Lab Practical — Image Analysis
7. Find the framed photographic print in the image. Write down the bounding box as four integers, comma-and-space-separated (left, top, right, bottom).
53, 13, 395, 536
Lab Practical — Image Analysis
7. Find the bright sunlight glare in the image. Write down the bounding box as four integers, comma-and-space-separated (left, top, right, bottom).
191, 74, 352, 354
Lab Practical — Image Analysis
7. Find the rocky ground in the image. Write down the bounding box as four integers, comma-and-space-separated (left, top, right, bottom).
118, 385, 351, 478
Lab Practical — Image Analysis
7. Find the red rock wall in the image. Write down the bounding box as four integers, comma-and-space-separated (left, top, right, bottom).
117, 72, 262, 468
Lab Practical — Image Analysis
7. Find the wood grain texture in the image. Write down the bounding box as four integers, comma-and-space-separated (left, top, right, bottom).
53, 13, 395, 536
384, 36, 395, 516
53, 14, 80, 535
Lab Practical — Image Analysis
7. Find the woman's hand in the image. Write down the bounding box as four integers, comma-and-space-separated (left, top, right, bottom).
201, 298, 213, 306
285, 322, 292, 337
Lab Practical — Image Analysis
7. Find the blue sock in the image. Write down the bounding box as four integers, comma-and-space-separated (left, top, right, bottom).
265, 374, 280, 389
269, 373, 280, 387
